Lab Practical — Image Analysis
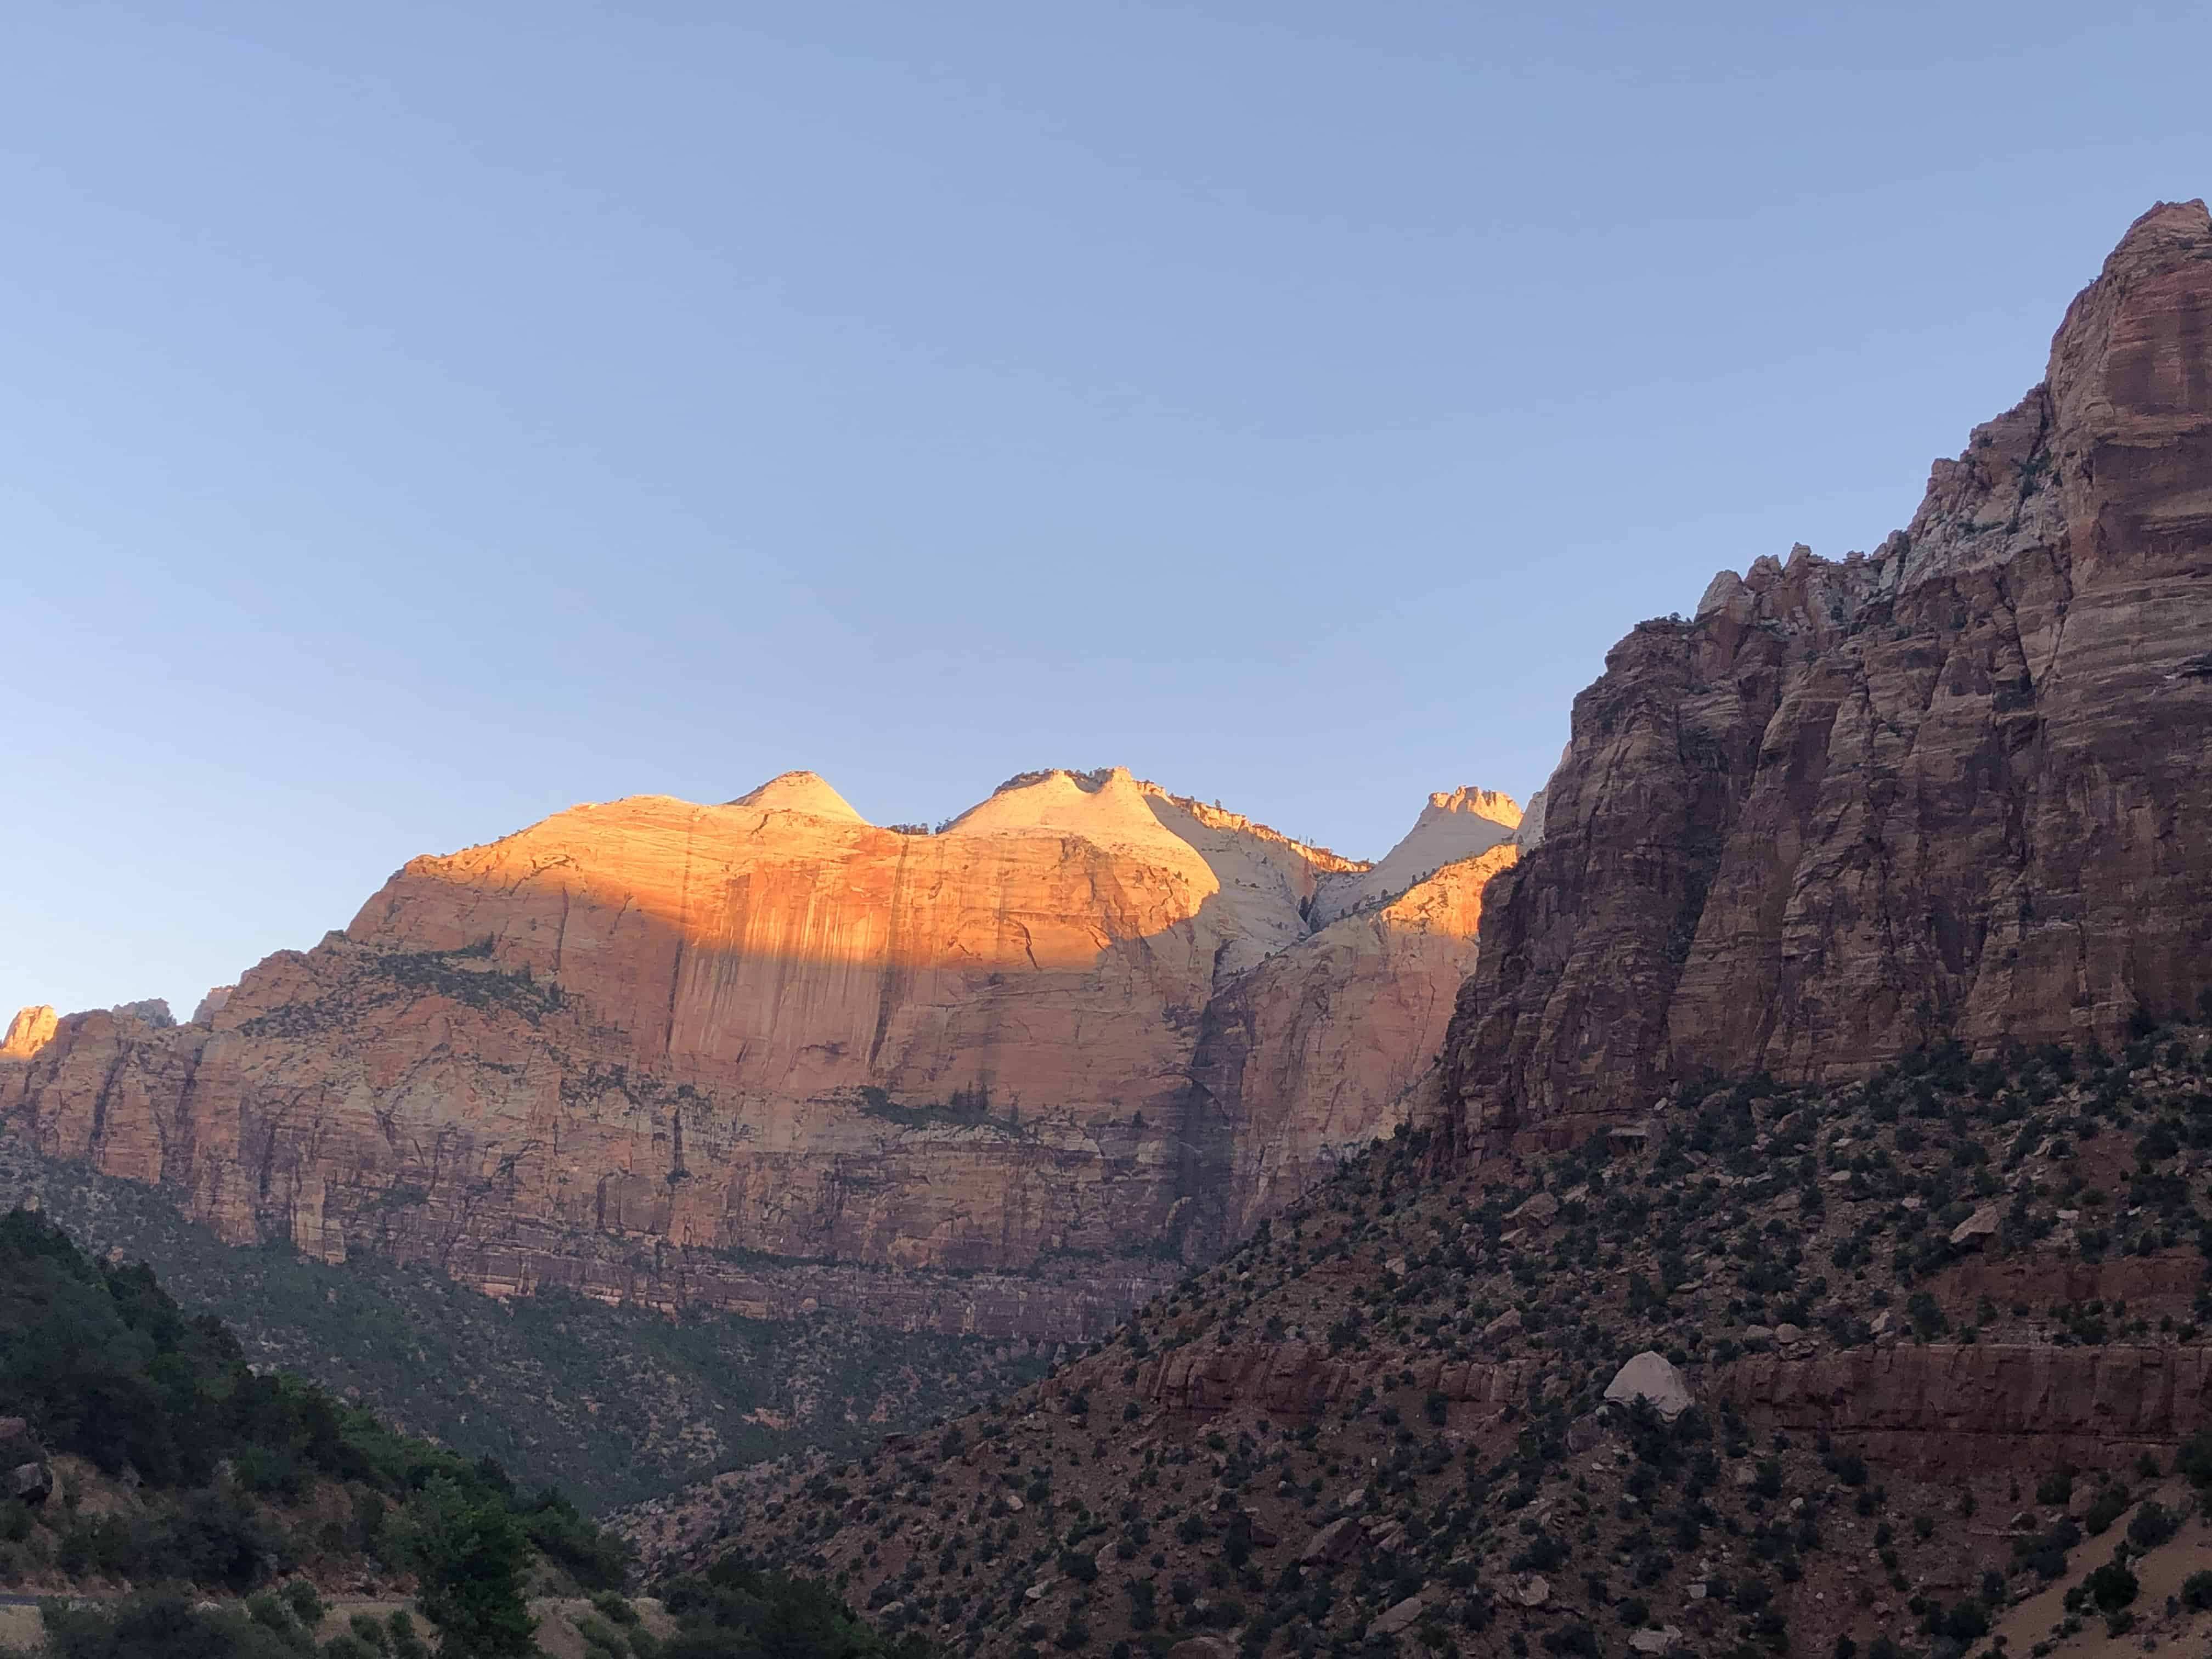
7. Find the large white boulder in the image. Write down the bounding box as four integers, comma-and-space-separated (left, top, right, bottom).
1604, 1351, 1695, 1421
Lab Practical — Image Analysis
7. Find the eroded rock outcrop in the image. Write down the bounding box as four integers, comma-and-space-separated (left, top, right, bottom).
1308, 788, 1519, 926
1, 1008, 57, 1060
1445, 200, 2212, 1140
1712, 1342, 2212, 1475
2, 769, 1516, 1338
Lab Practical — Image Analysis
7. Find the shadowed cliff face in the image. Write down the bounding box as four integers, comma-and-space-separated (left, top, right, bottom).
1, 769, 1515, 1338
1444, 199, 2212, 1142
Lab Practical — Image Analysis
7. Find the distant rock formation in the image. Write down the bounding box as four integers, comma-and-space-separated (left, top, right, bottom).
1, 1008, 57, 1061
3, 769, 1518, 1339
1307, 788, 1519, 927
1444, 200, 2212, 1142
191, 987, 234, 1025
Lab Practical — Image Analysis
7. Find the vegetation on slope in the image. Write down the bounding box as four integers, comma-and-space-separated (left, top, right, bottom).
0, 1206, 624, 1653
684, 1023, 2212, 1659
0, 1142, 1047, 1511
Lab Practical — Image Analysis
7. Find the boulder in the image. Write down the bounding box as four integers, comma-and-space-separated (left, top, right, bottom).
1604, 1351, 1694, 1421
1511, 1190, 1561, 1227
1301, 1515, 1363, 1564
1367, 1595, 1427, 1638
1949, 1204, 2002, 1248
1628, 1627, 1684, 1654
1514, 1575, 1550, 1608
10, 1460, 52, 1505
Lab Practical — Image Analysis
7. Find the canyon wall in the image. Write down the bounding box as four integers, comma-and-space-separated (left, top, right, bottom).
1, 768, 1515, 1339
1443, 198, 2212, 1142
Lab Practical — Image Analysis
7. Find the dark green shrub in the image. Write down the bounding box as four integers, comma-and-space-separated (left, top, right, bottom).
2126, 1501, 2177, 1549
2177, 1429, 2212, 1488
591, 1592, 640, 1628
2085, 1560, 2139, 1612
2084, 1485, 2131, 1536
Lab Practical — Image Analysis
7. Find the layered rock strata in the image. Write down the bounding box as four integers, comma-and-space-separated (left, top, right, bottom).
1104, 1336, 2212, 1480
1446, 200, 2212, 1141
2, 769, 1515, 1338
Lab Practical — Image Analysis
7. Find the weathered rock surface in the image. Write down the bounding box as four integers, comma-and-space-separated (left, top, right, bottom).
1604, 1350, 1694, 1420
1712, 1341, 2212, 1475
1308, 787, 1519, 926
1, 1008, 57, 1060
1122, 1339, 1532, 1419
1446, 200, 2212, 1139
1094, 1331, 2212, 1481
1, 769, 1516, 1339
1366, 1594, 1428, 1637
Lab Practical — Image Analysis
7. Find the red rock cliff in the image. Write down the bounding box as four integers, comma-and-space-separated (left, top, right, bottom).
2, 768, 1514, 1339
1444, 200, 2212, 1140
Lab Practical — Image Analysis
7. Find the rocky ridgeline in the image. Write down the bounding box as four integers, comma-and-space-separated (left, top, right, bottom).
1, 768, 1519, 1342
1447, 199, 2212, 1148
675, 1024, 2212, 1658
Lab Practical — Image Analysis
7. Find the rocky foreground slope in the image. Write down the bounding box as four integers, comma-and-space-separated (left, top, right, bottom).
1446, 199, 2212, 1146
637, 199, 2212, 1659
682, 1023, 2212, 1659
1, 768, 1517, 1340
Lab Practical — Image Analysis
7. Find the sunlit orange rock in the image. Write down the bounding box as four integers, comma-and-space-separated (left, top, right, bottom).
1, 1007, 58, 1060
2, 769, 1515, 1339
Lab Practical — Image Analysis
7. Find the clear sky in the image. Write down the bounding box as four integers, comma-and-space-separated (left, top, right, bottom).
5, 2, 2209, 1019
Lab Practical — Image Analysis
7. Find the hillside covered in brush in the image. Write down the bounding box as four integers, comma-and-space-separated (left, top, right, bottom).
663, 1022, 2212, 1659
0, 1142, 1048, 1512
0, 1207, 625, 1641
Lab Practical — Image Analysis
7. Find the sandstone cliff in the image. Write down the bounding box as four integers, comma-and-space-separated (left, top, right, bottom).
1, 1008, 57, 1060
1, 768, 1515, 1339
1445, 199, 2212, 1140
674, 1025, 2212, 1659
1307, 787, 1519, 927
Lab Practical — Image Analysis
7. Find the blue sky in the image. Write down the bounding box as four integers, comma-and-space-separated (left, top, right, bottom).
5, 2, 2209, 1018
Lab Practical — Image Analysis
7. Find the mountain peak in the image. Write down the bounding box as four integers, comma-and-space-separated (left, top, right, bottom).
2, 1006, 58, 1060
728, 770, 867, 823
1307, 785, 1521, 928
1419, 786, 1523, 831
2102, 198, 2212, 275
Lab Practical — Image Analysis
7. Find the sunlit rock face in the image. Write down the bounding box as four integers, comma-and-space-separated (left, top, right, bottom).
1445, 200, 2212, 1142
2, 768, 1516, 1338
1, 1008, 58, 1060
1308, 789, 1519, 927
